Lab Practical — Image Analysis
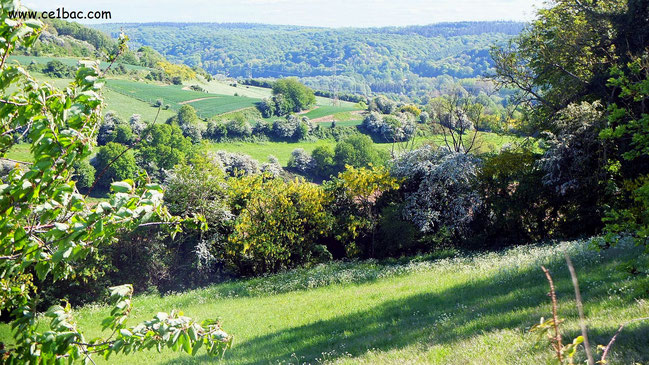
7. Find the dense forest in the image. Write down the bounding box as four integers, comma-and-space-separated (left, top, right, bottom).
93, 21, 524, 98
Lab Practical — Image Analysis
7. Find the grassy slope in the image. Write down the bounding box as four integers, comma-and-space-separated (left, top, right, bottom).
197, 80, 358, 109
303, 105, 361, 119
8, 55, 153, 71
2, 240, 646, 364
103, 88, 176, 123
205, 140, 335, 165
106, 79, 261, 119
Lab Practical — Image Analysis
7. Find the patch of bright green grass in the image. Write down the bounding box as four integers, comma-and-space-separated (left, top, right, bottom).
1, 240, 646, 364
328, 119, 363, 127
185, 96, 259, 117
199, 81, 273, 99
4, 144, 31, 162
106, 80, 210, 105
205, 140, 335, 165
303, 105, 362, 119
103, 88, 176, 123
205, 132, 522, 166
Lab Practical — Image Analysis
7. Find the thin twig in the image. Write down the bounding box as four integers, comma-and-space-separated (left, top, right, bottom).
541, 265, 563, 362
564, 253, 595, 365
600, 317, 649, 362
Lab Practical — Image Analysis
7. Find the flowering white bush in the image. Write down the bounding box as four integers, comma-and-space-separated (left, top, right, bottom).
261, 155, 284, 177
210, 150, 260, 176
288, 148, 315, 173
362, 112, 416, 142
273, 114, 300, 138
391, 146, 481, 236
538, 101, 606, 195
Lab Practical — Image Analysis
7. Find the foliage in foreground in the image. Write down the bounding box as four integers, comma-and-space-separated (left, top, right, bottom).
0, 3, 230, 362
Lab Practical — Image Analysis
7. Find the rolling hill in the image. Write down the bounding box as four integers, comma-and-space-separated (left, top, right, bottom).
92, 21, 525, 98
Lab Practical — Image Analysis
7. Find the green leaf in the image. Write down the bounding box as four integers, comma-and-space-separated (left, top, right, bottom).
110, 181, 132, 193
35, 261, 50, 281
182, 332, 192, 354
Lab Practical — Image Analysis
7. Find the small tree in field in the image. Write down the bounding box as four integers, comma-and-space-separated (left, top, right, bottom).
429, 91, 483, 154
0, 4, 231, 362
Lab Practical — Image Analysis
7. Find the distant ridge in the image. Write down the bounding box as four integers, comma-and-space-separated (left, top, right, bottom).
91, 21, 525, 97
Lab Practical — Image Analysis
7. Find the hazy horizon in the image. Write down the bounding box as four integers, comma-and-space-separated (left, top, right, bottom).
23, 0, 543, 27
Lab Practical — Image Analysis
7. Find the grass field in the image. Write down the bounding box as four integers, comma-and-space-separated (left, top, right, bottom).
199, 81, 273, 99
1, 239, 646, 364
205, 140, 333, 165
106, 79, 260, 118
103, 88, 176, 123
8, 55, 152, 71
303, 105, 362, 119
197, 79, 358, 109
205, 132, 521, 166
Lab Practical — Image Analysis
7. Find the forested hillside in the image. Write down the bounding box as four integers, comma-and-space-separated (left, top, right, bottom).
93, 22, 524, 98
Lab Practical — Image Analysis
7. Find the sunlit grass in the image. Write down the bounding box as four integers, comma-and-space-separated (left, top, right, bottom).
1, 240, 646, 364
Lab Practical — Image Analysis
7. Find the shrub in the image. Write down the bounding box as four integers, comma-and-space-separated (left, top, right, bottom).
97, 111, 123, 146
325, 165, 401, 257
272, 115, 300, 139
419, 111, 430, 124
258, 97, 276, 118
207, 120, 228, 140
226, 119, 253, 138
369, 96, 397, 114
73, 160, 97, 189
42, 59, 75, 78
334, 135, 385, 171
287, 148, 314, 173
401, 104, 421, 117
226, 176, 332, 274
211, 150, 260, 176
129, 114, 146, 135
312, 145, 336, 178
190, 84, 206, 92
362, 112, 416, 142
113, 123, 135, 145
160, 156, 234, 289
271, 78, 316, 113
92, 142, 138, 188
72, 159, 96, 190
252, 120, 272, 136
474, 148, 560, 245
375, 205, 419, 258
391, 146, 481, 243
261, 155, 284, 177
182, 122, 206, 143
137, 123, 194, 180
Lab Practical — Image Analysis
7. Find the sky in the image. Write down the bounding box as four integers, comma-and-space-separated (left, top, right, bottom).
22, 0, 544, 27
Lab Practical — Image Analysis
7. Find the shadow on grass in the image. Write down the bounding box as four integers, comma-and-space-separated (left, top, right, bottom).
164, 246, 649, 364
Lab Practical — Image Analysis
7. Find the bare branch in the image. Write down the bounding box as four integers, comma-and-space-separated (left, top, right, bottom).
565, 253, 595, 365
541, 266, 563, 362
601, 317, 649, 362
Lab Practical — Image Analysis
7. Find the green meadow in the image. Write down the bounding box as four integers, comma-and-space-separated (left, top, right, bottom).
1, 240, 646, 364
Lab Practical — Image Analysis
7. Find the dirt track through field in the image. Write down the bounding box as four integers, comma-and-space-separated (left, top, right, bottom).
179, 97, 220, 104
